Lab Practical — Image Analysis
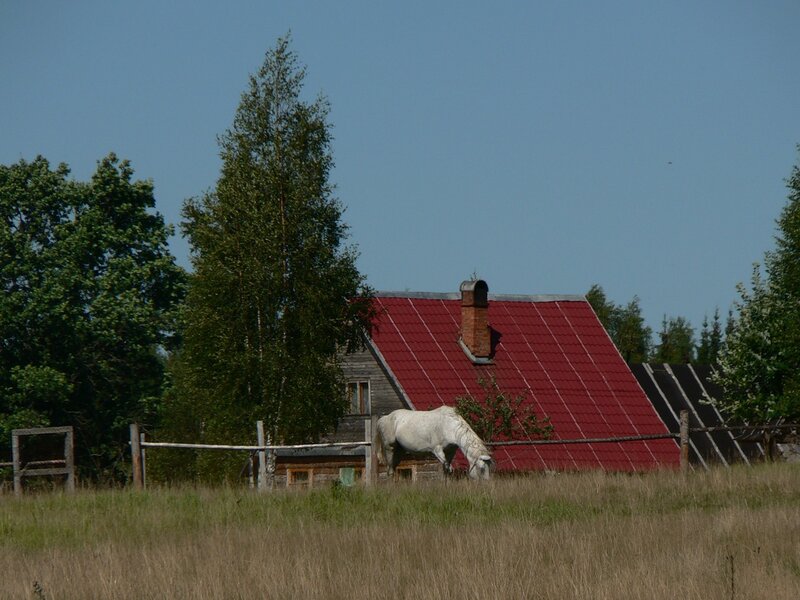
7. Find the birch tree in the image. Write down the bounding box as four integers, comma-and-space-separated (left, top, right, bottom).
170, 36, 373, 480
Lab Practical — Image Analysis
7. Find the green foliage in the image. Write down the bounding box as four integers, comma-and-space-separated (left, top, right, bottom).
163, 36, 373, 481
696, 308, 724, 365
585, 284, 614, 330
715, 268, 788, 421
586, 284, 652, 362
455, 375, 553, 442
715, 149, 800, 422
587, 284, 719, 365
652, 315, 695, 364
0, 366, 70, 441
0, 154, 186, 480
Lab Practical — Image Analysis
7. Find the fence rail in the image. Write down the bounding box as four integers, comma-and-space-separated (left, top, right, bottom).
127, 411, 800, 489
139, 440, 369, 451
692, 423, 798, 433
129, 418, 380, 491
487, 432, 679, 446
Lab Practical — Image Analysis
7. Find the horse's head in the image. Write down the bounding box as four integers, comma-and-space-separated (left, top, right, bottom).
469, 454, 493, 480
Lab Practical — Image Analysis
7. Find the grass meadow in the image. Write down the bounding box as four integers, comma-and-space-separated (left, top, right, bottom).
1, 464, 799, 599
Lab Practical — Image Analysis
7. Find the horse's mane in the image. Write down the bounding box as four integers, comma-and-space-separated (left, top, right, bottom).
441, 408, 490, 459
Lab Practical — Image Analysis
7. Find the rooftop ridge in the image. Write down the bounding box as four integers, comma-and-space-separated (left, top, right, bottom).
375, 291, 586, 303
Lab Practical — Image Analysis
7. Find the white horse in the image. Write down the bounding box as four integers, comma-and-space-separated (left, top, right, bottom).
374, 406, 493, 480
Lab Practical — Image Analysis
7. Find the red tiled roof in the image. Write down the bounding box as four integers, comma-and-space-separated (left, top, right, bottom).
369, 293, 678, 472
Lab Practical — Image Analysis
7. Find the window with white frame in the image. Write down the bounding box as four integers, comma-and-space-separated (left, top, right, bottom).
347, 381, 370, 414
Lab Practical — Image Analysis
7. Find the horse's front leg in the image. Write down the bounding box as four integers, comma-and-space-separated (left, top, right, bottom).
432, 446, 453, 476
443, 445, 458, 477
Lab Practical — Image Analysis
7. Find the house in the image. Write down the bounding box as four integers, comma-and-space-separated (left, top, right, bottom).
274, 280, 679, 487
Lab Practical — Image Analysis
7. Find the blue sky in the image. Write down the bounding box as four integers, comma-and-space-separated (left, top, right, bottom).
2, 1, 799, 335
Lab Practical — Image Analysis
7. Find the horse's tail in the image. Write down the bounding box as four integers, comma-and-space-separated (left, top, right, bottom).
373, 418, 386, 465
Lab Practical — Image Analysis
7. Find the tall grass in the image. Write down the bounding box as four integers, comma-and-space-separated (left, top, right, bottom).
2, 465, 799, 599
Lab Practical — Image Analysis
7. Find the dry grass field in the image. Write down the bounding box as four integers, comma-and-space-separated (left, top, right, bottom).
1, 464, 799, 599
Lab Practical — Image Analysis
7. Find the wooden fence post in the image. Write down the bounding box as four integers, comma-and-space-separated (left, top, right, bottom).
367, 415, 378, 486
256, 420, 267, 492
12, 430, 21, 496
140, 432, 147, 489
680, 410, 690, 474
764, 431, 775, 462
65, 427, 76, 492
364, 418, 372, 486
265, 435, 276, 490
130, 423, 143, 490
247, 454, 254, 489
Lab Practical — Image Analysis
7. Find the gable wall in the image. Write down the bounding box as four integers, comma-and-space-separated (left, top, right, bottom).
341, 344, 408, 415
323, 345, 409, 444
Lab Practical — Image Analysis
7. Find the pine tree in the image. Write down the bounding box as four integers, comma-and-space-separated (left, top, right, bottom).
586, 284, 614, 331
167, 36, 373, 480
586, 285, 651, 362
653, 315, 695, 364
614, 297, 652, 362
696, 308, 723, 365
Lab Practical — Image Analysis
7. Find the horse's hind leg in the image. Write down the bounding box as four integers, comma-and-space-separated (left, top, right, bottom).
384, 444, 399, 480
391, 452, 403, 481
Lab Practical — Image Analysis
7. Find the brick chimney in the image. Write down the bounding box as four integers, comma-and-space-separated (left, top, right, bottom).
460, 279, 491, 361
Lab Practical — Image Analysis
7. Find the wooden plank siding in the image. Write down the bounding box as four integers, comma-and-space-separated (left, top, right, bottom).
271, 456, 443, 488
271, 342, 442, 486
313, 344, 408, 444
341, 343, 409, 416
